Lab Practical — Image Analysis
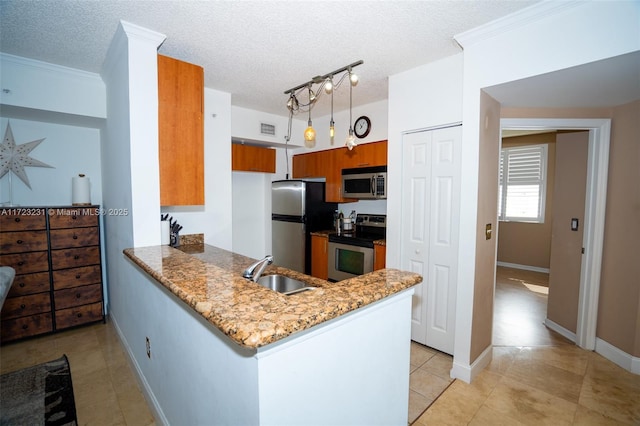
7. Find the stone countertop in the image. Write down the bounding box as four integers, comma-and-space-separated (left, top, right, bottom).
123, 244, 420, 349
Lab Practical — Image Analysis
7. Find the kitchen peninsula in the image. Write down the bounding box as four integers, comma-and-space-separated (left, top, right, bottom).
123, 241, 421, 425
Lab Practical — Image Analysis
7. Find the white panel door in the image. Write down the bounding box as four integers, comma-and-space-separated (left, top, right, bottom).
402, 126, 461, 355
402, 132, 430, 344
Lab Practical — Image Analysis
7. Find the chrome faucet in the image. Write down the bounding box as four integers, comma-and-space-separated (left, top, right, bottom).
242, 255, 274, 282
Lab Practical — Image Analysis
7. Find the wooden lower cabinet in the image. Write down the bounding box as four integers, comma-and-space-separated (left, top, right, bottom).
374, 244, 386, 271
0, 206, 104, 343
311, 234, 329, 280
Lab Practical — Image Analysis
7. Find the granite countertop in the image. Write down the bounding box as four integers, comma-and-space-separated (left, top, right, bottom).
124, 244, 420, 349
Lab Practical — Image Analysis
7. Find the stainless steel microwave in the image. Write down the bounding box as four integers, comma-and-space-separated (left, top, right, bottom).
341, 166, 387, 199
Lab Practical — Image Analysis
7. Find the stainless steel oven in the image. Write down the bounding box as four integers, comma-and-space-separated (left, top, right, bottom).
328, 241, 374, 281
327, 214, 386, 282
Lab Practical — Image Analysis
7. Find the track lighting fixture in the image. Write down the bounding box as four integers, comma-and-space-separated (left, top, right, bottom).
283, 60, 363, 148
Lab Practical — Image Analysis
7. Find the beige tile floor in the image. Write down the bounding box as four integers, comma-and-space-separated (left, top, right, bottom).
2, 267, 638, 425
0, 321, 155, 426
412, 266, 640, 425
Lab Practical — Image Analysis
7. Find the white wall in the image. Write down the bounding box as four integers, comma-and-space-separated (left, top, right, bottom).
232, 105, 303, 148
0, 118, 103, 206
0, 53, 106, 207
387, 53, 464, 269
100, 21, 166, 412
0, 53, 106, 119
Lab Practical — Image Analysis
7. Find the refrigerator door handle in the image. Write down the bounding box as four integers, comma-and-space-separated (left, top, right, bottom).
272, 214, 305, 223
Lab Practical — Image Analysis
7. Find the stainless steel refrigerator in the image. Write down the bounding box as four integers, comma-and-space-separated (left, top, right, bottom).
272, 180, 337, 274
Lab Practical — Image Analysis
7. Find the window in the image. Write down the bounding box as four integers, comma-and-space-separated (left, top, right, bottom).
498, 144, 548, 223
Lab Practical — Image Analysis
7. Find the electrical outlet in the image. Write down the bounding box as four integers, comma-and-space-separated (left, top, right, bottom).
146, 337, 151, 359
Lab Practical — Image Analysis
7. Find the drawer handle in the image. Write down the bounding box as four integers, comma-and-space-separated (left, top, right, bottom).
14, 217, 21, 223
76, 313, 83, 318
20, 304, 26, 309
16, 239, 23, 244
76, 293, 82, 299
73, 235, 78, 240
17, 261, 24, 266
75, 274, 81, 279
74, 255, 80, 260
19, 282, 25, 288
22, 324, 28, 330
72, 216, 78, 220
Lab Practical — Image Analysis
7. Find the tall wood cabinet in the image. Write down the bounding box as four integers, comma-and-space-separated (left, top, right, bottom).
0, 206, 104, 343
158, 54, 205, 206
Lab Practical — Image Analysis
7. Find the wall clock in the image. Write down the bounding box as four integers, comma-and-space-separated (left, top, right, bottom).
354, 116, 371, 139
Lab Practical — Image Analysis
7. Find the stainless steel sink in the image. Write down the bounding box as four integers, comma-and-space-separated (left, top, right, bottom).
256, 274, 315, 295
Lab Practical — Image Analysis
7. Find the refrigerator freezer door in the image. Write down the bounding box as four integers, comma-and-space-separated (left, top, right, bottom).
272, 220, 306, 273
272, 180, 306, 217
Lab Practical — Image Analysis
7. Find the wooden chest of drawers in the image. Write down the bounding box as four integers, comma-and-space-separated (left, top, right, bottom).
0, 206, 104, 343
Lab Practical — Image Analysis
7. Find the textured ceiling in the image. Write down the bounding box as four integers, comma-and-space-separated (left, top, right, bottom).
0, 0, 540, 117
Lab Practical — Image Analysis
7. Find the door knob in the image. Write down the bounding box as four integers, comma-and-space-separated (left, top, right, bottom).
415, 249, 421, 254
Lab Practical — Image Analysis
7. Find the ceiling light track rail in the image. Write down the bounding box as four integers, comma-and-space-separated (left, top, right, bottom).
283, 60, 363, 95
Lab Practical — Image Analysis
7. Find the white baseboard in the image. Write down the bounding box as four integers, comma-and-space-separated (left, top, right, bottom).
544, 318, 576, 343
595, 337, 640, 375
109, 315, 169, 425
497, 261, 550, 274
450, 344, 492, 384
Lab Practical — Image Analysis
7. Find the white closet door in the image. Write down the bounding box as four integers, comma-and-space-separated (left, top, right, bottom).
402, 131, 431, 345
402, 126, 461, 355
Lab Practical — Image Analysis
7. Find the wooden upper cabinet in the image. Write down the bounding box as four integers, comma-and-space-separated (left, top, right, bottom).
292, 153, 311, 178
292, 141, 387, 203
339, 140, 387, 169
292, 149, 331, 179
158, 54, 205, 206
232, 144, 276, 173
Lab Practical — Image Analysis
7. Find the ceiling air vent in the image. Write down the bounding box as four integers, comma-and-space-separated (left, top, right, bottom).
260, 122, 276, 136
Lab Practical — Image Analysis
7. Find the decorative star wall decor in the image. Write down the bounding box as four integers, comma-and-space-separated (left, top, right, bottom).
0, 122, 54, 189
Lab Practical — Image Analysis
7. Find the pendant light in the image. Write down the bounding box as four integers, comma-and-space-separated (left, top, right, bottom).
345, 69, 357, 151
304, 85, 316, 148
329, 78, 335, 145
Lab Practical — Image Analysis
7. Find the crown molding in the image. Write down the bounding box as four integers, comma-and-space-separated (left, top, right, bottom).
0, 52, 102, 83
119, 20, 166, 48
454, 0, 583, 48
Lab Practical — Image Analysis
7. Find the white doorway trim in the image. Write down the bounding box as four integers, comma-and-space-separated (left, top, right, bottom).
500, 118, 611, 350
